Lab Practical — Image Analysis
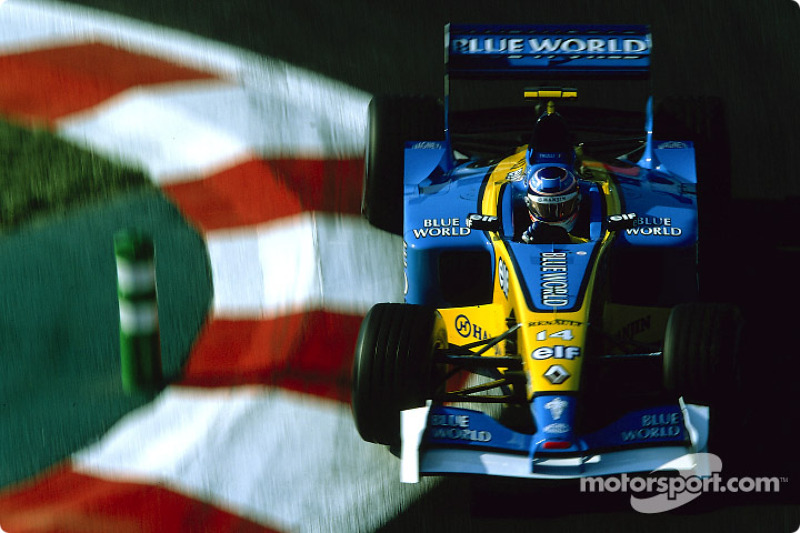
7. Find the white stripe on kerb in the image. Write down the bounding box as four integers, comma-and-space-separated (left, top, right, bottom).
57, 85, 253, 184
72, 387, 434, 532
57, 81, 367, 184
0, 0, 371, 116
0, 0, 97, 52
207, 213, 404, 318
4, 1, 368, 183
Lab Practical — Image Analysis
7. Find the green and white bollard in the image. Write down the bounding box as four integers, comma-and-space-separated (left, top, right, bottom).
114, 230, 163, 394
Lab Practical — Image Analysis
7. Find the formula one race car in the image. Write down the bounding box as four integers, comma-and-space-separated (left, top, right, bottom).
352, 24, 743, 482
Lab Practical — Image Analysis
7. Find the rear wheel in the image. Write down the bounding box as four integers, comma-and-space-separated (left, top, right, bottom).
351, 303, 447, 445
654, 96, 731, 303
362, 95, 444, 235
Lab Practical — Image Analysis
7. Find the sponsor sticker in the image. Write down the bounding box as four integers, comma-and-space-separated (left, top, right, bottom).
621, 412, 684, 443
451, 36, 649, 56
656, 141, 689, 150
498, 258, 509, 298
402, 240, 408, 296
543, 364, 570, 385
614, 315, 651, 342
544, 396, 568, 420
429, 413, 492, 443
540, 252, 569, 307
532, 345, 581, 360
625, 216, 683, 237
410, 141, 444, 150
528, 319, 582, 327
454, 314, 490, 341
544, 423, 571, 434
413, 217, 471, 239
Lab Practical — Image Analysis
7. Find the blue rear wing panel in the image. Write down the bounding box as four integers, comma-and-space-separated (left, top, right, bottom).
446, 24, 651, 77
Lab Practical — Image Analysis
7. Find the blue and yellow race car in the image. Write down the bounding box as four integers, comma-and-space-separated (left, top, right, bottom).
352, 24, 743, 482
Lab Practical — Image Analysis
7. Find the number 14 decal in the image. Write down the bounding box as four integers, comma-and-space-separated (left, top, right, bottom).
536, 329, 574, 341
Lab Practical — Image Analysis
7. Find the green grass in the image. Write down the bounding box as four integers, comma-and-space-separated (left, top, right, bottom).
0, 118, 151, 231
0, 123, 212, 488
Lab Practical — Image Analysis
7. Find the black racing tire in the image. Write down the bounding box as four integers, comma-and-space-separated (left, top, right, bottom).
663, 303, 746, 463
351, 303, 447, 445
663, 302, 743, 404
654, 96, 726, 149
653, 95, 730, 200
362, 95, 444, 235
653, 96, 732, 303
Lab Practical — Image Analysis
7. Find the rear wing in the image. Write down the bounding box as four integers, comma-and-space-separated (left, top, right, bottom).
446, 24, 651, 78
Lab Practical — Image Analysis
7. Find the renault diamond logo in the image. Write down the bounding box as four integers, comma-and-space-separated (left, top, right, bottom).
544, 364, 570, 385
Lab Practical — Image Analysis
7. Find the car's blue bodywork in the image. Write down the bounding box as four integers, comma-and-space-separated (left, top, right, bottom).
386, 24, 710, 482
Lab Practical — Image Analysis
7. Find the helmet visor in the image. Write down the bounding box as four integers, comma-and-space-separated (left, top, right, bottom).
528, 190, 580, 222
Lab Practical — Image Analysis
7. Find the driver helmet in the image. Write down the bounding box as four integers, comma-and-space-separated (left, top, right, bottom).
526, 166, 580, 232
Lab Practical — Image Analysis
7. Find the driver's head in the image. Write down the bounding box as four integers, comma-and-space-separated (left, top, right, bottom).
526, 166, 580, 232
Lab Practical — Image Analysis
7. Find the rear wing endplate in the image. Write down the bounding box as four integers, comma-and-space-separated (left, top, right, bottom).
446, 24, 651, 78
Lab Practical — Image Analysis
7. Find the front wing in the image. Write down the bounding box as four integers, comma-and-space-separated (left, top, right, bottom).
400, 401, 709, 483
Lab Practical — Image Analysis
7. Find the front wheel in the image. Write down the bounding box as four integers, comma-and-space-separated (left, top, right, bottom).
662, 303, 746, 459
662, 303, 743, 404
351, 303, 447, 445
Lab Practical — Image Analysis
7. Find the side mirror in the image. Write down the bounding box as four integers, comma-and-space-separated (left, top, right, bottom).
466, 213, 502, 232
607, 213, 637, 232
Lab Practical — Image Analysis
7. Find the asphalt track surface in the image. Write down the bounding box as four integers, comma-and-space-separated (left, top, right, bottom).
2, 0, 800, 531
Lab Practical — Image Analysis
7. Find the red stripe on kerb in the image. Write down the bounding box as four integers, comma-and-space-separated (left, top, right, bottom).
0, 466, 280, 533
180, 313, 363, 402
162, 157, 364, 232
0, 42, 219, 125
